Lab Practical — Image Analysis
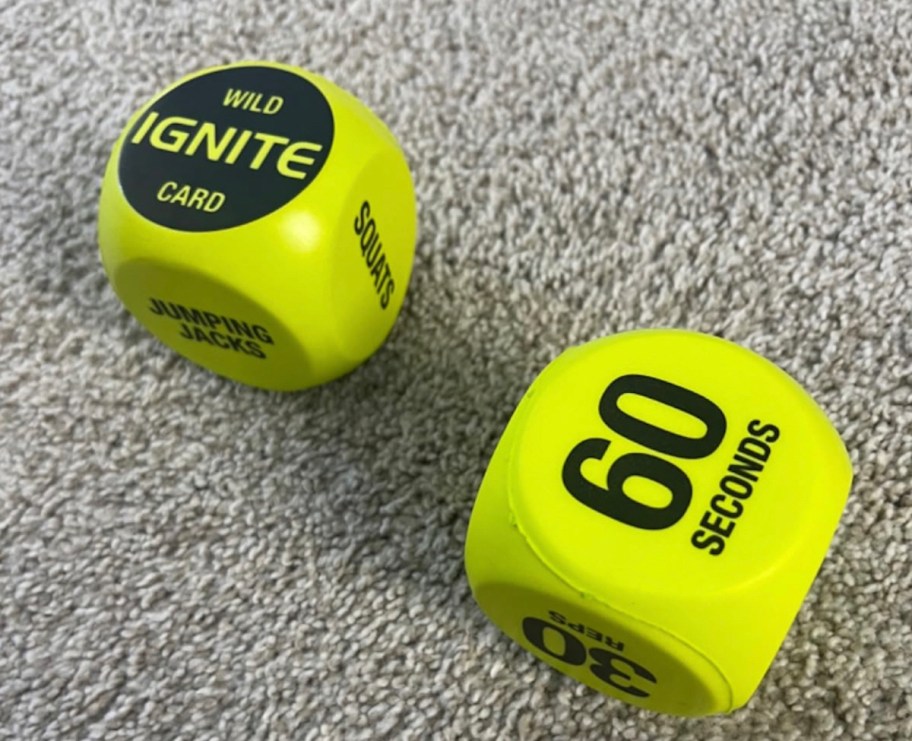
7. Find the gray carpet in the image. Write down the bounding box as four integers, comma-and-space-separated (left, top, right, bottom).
2, 1, 911, 738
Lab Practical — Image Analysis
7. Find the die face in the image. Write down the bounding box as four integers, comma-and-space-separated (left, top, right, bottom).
99, 62, 416, 390
326, 143, 417, 366
510, 330, 851, 600
475, 585, 732, 717
467, 329, 852, 715
110, 260, 311, 390
116, 65, 335, 233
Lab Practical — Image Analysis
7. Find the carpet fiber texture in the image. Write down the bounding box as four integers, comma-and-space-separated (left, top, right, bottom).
2, 1, 911, 738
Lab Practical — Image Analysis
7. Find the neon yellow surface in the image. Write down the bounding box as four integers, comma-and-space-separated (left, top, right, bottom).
98, 62, 416, 390
465, 329, 852, 716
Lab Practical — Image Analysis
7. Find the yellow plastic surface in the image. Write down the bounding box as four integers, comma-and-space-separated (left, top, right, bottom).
98, 61, 416, 390
465, 329, 852, 716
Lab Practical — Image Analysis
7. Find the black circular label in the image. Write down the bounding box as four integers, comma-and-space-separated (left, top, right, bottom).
119, 65, 334, 232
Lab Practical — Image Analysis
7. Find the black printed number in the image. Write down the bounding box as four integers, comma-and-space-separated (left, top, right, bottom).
521, 617, 586, 665
523, 617, 657, 697
562, 374, 726, 530
599, 375, 726, 459
589, 647, 657, 698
